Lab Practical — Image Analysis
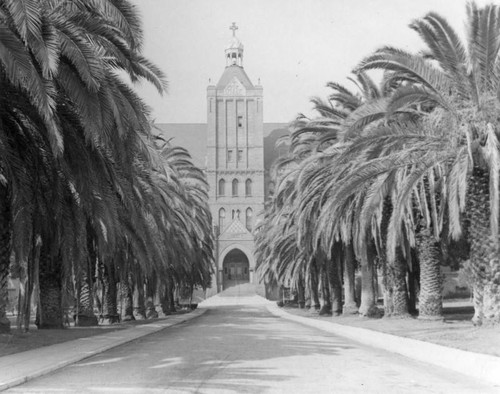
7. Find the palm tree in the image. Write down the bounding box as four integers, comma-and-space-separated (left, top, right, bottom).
256, 73, 385, 317
0, 0, 60, 332
291, 73, 399, 317
0, 0, 172, 330
354, 2, 500, 324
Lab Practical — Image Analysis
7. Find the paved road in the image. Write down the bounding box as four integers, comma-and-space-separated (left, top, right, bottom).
5, 300, 497, 393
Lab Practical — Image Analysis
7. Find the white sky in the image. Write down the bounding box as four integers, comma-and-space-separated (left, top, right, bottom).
132, 0, 492, 124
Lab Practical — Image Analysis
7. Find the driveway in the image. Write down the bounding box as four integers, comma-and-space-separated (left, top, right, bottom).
5, 295, 496, 393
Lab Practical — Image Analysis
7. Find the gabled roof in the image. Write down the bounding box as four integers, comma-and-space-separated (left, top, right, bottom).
219, 218, 253, 241
216, 65, 254, 89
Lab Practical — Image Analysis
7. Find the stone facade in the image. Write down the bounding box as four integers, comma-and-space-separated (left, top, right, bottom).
206, 25, 265, 295
154, 26, 289, 298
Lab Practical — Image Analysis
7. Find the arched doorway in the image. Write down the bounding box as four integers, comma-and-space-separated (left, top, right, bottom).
222, 249, 250, 290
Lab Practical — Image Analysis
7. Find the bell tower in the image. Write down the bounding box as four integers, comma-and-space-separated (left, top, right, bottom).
206, 23, 265, 294
225, 22, 244, 67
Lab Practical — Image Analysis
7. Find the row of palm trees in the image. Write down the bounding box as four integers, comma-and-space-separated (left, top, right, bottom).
0, 0, 213, 333
256, 2, 500, 326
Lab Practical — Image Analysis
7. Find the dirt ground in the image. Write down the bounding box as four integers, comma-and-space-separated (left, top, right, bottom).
284, 299, 500, 357
0, 310, 190, 358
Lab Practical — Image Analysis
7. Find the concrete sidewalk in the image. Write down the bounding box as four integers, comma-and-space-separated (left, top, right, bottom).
267, 304, 500, 387
0, 308, 206, 392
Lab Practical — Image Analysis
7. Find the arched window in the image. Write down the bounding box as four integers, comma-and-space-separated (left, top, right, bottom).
218, 179, 225, 196
219, 208, 226, 230
232, 179, 239, 196
245, 179, 252, 197
246, 208, 253, 231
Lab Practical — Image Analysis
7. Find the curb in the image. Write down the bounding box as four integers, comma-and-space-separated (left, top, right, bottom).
267, 304, 500, 387
0, 308, 207, 392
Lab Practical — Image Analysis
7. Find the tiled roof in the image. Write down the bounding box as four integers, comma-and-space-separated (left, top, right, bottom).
263, 124, 290, 170
154, 122, 290, 170
153, 123, 207, 168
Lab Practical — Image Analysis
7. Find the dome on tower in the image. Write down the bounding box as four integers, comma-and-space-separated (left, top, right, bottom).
227, 35, 244, 50
225, 23, 244, 67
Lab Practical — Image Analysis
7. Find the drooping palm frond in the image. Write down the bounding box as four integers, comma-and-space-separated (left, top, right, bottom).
355, 46, 452, 95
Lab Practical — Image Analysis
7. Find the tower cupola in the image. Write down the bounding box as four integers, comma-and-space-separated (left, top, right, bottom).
225, 22, 244, 67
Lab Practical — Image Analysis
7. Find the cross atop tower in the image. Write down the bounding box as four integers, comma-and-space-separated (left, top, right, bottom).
225, 23, 243, 66
230, 22, 238, 36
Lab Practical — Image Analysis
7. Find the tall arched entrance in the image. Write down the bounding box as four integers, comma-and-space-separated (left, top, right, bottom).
222, 249, 250, 290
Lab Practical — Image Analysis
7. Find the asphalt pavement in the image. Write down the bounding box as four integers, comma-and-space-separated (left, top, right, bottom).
1, 291, 498, 393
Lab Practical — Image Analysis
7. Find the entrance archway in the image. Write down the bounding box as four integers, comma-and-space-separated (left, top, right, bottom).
222, 249, 250, 290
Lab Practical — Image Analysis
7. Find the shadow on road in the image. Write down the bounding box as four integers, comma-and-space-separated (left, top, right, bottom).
124, 304, 354, 393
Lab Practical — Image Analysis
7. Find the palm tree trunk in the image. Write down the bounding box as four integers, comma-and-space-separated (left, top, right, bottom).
160, 275, 176, 316
169, 281, 176, 313
466, 167, 496, 325
342, 242, 358, 314
380, 196, 394, 317
133, 271, 146, 320
471, 284, 484, 325
378, 198, 409, 317
0, 271, 9, 333
145, 277, 158, 319
101, 262, 119, 324
297, 274, 305, 309
389, 248, 410, 317
471, 193, 500, 326
119, 272, 135, 322
381, 258, 394, 317
36, 242, 63, 329
328, 250, 343, 316
407, 248, 418, 314
0, 183, 12, 333
358, 240, 379, 317
160, 284, 170, 316
319, 268, 332, 315
76, 227, 98, 326
18, 231, 39, 332
75, 266, 98, 326
310, 261, 320, 310
304, 281, 311, 309
416, 227, 443, 319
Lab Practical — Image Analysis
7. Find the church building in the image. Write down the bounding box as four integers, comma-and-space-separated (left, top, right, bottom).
156, 24, 288, 297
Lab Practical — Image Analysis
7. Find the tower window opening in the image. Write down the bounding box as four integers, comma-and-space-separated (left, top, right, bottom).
238, 116, 243, 128
218, 179, 226, 196
237, 150, 243, 162
245, 179, 252, 196
232, 179, 239, 196
227, 150, 233, 162
246, 208, 253, 231
219, 208, 226, 230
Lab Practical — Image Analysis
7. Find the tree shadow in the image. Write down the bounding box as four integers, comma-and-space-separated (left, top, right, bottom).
136, 305, 354, 393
